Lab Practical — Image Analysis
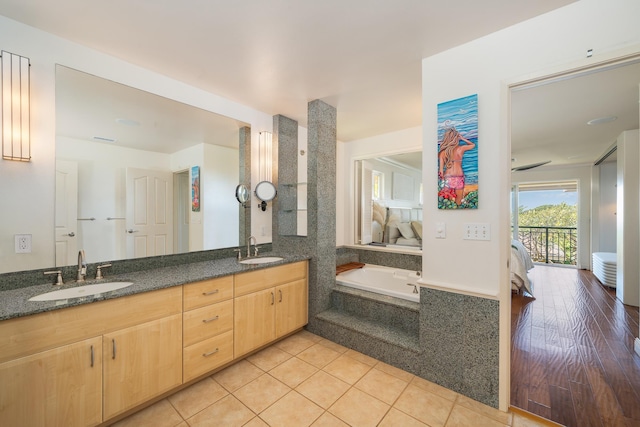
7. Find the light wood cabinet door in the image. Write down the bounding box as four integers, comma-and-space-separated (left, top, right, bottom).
0, 337, 102, 427
103, 314, 182, 420
233, 288, 276, 357
276, 279, 308, 337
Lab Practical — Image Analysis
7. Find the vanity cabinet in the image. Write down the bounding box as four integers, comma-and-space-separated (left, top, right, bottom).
0, 286, 182, 427
234, 261, 308, 356
0, 337, 103, 427
182, 276, 234, 382
103, 313, 182, 419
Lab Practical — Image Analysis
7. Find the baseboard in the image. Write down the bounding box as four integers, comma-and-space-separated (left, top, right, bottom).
635, 338, 640, 357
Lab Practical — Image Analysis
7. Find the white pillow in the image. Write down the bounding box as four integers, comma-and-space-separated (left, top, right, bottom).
411, 221, 423, 239
397, 222, 415, 239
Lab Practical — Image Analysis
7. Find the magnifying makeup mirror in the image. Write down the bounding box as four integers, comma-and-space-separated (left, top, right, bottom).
254, 181, 277, 211
235, 184, 250, 207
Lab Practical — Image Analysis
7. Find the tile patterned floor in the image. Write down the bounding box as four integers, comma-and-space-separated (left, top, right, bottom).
111, 331, 551, 427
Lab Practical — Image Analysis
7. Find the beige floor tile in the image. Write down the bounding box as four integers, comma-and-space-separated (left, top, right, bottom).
233, 373, 291, 413
445, 405, 508, 427
186, 394, 254, 427
393, 384, 455, 427
260, 391, 324, 427
310, 412, 350, 427
375, 361, 415, 382
456, 394, 512, 425
345, 349, 378, 366
410, 375, 459, 401
275, 333, 317, 355
354, 367, 409, 404
246, 345, 292, 371
294, 329, 323, 342
379, 408, 429, 427
328, 388, 390, 427
297, 343, 341, 368
243, 417, 269, 427
111, 399, 183, 427
323, 354, 372, 384
212, 359, 263, 392
167, 377, 228, 419
316, 338, 349, 354
269, 356, 319, 387
296, 370, 351, 409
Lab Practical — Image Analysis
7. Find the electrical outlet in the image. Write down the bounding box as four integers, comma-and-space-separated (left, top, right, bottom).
15, 234, 32, 253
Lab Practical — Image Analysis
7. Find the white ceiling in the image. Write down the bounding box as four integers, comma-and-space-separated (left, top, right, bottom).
511, 60, 640, 170
0, 0, 575, 143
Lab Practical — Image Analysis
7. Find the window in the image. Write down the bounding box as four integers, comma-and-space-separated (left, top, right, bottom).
372, 170, 383, 200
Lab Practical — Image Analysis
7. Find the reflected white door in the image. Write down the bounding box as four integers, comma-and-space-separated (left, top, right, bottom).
55, 160, 78, 266
359, 160, 373, 245
174, 171, 190, 254
126, 168, 173, 258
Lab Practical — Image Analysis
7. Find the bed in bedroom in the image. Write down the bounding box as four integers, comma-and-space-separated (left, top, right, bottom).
511, 239, 534, 296
371, 203, 422, 248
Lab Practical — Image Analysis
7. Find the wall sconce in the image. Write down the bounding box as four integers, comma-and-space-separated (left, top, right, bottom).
1, 51, 31, 162
255, 131, 276, 211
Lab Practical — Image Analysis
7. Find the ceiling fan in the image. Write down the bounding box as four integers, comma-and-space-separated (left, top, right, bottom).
511, 160, 551, 171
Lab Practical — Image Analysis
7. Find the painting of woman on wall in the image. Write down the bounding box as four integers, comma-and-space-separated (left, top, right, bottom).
437, 94, 478, 209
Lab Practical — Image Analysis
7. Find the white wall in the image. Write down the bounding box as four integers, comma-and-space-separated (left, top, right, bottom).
598, 161, 618, 253
337, 126, 422, 246
421, 0, 640, 410
616, 129, 640, 306
512, 165, 592, 269
0, 15, 273, 273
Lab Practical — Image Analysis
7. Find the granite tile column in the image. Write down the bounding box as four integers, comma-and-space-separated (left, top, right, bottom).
239, 126, 251, 244
272, 100, 336, 329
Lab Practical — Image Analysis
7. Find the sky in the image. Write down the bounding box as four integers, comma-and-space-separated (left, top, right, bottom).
515, 189, 577, 210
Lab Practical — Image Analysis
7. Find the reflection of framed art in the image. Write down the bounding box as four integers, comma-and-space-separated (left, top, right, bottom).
191, 166, 200, 212
392, 172, 414, 201
437, 94, 478, 210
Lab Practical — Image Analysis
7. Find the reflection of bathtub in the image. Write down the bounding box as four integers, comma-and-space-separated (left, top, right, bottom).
336, 264, 421, 302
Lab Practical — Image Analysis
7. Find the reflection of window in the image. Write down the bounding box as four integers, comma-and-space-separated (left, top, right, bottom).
372, 171, 383, 200
419, 182, 423, 205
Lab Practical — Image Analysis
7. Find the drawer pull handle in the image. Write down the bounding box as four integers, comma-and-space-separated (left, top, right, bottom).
279, 289, 283, 303
202, 289, 220, 296
90, 345, 94, 367
202, 315, 220, 323
271, 291, 275, 305
112, 339, 117, 360
203, 348, 220, 357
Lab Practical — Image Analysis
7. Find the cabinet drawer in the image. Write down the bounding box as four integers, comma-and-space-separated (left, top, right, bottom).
183, 276, 234, 311
235, 261, 307, 296
183, 330, 233, 382
183, 300, 233, 347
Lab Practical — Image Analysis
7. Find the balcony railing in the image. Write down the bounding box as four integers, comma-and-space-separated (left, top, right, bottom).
516, 226, 577, 265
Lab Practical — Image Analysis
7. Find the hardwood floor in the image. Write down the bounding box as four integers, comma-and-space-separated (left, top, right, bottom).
511, 265, 640, 427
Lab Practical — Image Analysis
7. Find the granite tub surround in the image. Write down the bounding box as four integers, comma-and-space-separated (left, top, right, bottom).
420, 287, 500, 408
0, 252, 307, 321
336, 246, 422, 271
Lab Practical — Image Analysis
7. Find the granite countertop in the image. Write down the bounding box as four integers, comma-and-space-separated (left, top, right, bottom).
0, 254, 310, 321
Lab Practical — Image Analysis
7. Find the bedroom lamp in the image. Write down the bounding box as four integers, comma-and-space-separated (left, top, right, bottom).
1, 51, 31, 162
255, 131, 277, 211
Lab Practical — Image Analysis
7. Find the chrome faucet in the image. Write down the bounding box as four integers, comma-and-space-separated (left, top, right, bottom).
247, 236, 258, 258
77, 250, 87, 282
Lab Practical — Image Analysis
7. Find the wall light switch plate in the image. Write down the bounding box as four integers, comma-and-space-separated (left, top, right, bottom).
464, 223, 491, 241
435, 222, 446, 239
15, 234, 32, 253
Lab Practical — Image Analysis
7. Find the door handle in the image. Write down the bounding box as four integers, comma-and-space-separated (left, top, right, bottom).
67, 232, 75, 237
279, 289, 283, 303
126, 229, 139, 234
112, 339, 117, 359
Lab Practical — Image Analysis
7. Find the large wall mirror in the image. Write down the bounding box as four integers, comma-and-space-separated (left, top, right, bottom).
54, 66, 250, 266
354, 151, 423, 251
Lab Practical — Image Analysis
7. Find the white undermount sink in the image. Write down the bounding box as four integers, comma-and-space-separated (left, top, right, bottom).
239, 256, 284, 265
29, 282, 134, 302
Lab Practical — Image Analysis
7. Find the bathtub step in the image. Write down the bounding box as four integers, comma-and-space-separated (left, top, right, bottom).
315, 308, 420, 352
331, 285, 419, 337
